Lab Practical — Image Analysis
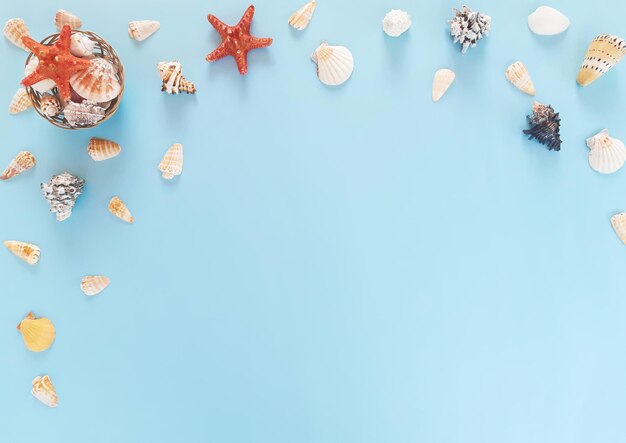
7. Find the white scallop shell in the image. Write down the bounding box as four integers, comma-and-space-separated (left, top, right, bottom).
382, 9, 411, 37
311, 43, 354, 86
527, 6, 569, 36
586, 129, 626, 174
24, 57, 56, 93
432, 69, 455, 102
70, 33, 95, 57
70, 58, 121, 102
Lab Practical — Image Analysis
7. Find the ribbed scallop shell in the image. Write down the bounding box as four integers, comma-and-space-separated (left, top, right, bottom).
3, 18, 30, 51
128, 20, 160, 41
87, 138, 122, 161
81, 275, 110, 296
159, 143, 183, 179
577, 34, 626, 86
108, 196, 134, 223
17, 312, 55, 352
311, 42, 354, 86
1, 151, 36, 180
586, 129, 626, 174
55, 9, 82, 31
4, 240, 40, 265
289, 1, 316, 31
70, 58, 121, 102
8, 87, 32, 114
432, 68, 455, 102
505, 61, 535, 95
611, 213, 626, 244
32, 375, 58, 408
40, 93, 61, 117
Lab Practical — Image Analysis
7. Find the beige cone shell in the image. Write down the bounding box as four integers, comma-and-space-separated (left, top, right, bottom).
17, 312, 55, 352
4, 240, 40, 265
0, 151, 36, 180
505, 61, 535, 95
55, 9, 81, 30
3, 18, 30, 51
81, 275, 110, 296
432, 68, 455, 102
32, 375, 58, 408
159, 143, 183, 179
87, 138, 121, 161
128, 20, 160, 41
289, 1, 317, 31
611, 212, 626, 244
577, 34, 626, 86
9, 87, 32, 115
109, 196, 134, 223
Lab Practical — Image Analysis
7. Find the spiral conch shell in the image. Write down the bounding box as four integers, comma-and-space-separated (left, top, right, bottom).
32, 375, 58, 408
55, 9, 82, 30
577, 34, 626, 86
87, 138, 121, 161
128, 20, 160, 41
70, 58, 122, 102
17, 312, 55, 352
81, 275, 110, 296
505, 61, 535, 96
586, 129, 626, 174
108, 196, 134, 223
8, 87, 32, 114
40, 93, 61, 117
3, 18, 30, 51
157, 61, 196, 94
289, 1, 316, 31
4, 240, 40, 265
159, 143, 183, 179
70, 33, 95, 57
311, 42, 354, 86
0, 151, 36, 180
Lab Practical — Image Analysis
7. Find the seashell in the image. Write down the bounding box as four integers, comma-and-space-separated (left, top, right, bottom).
157, 61, 196, 94
577, 34, 626, 87
81, 275, 110, 296
611, 213, 626, 244
0, 151, 36, 180
24, 57, 57, 93
70, 58, 121, 102
311, 42, 354, 86
449, 6, 491, 53
289, 1, 316, 31
63, 101, 106, 128
586, 129, 626, 174
523, 101, 562, 151
55, 9, 82, 31
382, 9, 411, 37
40, 93, 61, 117
32, 375, 58, 408
108, 196, 134, 223
17, 312, 55, 352
128, 20, 160, 41
70, 33, 95, 57
4, 240, 40, 265
432, 68, 455, 102
8, 87, 32, 114
527, 6, 569, 36
87, 138, 121, 161
159, 143, 183, 179
3, 18, 30, 51
505, 61, 535, 96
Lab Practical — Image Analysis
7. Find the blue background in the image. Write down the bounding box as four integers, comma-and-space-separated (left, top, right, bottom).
2, 0, 626, 442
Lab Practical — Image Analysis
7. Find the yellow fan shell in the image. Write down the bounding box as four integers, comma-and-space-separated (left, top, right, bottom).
32, 375, 58, 408
108, 196, 134, 223
17, 312, 56, 352
81, 275, 110, 296
159, 143, 183, 179
4, 240, 40, 265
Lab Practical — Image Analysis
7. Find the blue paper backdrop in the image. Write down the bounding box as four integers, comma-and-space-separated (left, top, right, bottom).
2, 0, 626, 442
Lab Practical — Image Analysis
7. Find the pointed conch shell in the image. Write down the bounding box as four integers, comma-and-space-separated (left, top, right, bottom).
9, 87, 32, 114
128, 20, 160, 41
505, 61, 535, 96
32, 375, 58, 408
0, 151, 36, 180
159, 143, 183, 179
4, 240, 40, 265
289, 1, 317, 31
70, 58, 122, 102
157, 61, 196, 94
3, 18, 30, 51
611, 212, 626, 244
55, 9, 82, 30
432, 68, 455, 102
81, 275, 110, 296
577, 34, 626, 86
17, 312, 55, 352
586, 129, 626, 174
87, 138, 121, 161
108, 196, 134, 223
311, 42, 354, 86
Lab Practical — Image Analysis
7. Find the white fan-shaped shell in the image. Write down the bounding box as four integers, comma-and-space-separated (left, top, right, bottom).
586, 129, 626, 174
70, 58, 121, 102
24, 57, 56, 93
527, 6, 570, 36
311, 43, 354, 86
432, 69, 455, 102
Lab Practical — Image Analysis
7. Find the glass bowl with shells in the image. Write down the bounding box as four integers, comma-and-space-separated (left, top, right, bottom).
24, 30, 124, 129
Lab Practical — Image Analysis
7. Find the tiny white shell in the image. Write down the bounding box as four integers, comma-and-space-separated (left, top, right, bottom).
527, 6, 569, 36
586, 129, 626, 174
432, 69, 455, 102
382, 9, 411, 37
311, 42, 354, 86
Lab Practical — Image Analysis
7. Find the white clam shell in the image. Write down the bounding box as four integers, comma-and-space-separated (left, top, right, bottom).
382, 9, 411, 37
24, 57, 56, 93
527, 6, 569, 36
311, 43, 354, 86
432, 69, 455, 102
586, 129, 626, 174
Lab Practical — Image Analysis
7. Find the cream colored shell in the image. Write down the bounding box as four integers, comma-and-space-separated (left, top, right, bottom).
17, 312, 55, 352
586, 129, 626, 174
289, 1, 316, 31
159, 143, 184, 179
81, 275, 111, 296
108, 196, 134, 223
0, 151, 36, 180
311, 42, 354, 86
32, 375, 58, 408
611, 213, 626, 244
4, 240, 40, 265
70, 58, 122, 102
432, 69, 455, 102
128, 20, 160, 41
8, 87, 32, 114
3, 18, 30, 51
577, 34, 626, 86
527, 6, 569, 36
55, 9, 81, 30
505, 61, 535, 95
88, 138, 122, 161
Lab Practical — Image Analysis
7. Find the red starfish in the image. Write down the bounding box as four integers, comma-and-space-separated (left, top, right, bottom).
21, 25, 92, 100
205, 5, 273, 75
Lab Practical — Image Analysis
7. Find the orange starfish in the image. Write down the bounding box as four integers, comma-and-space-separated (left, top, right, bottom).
205, 5, 273, 75
21, 25, 92, 100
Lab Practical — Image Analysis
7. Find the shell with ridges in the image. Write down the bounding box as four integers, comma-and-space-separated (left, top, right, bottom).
87, 138, 121, 161
55, 9, 81, 31
577, 34, 626, 86
1, 151, 36, 180
157, 61, 196, 94
611, 213, 626, 244
289, 1, 316, 31
159, 143, 183, 179
128, 20, 160, 41
505, 61, 535, 95
4, 240, 40, 265
63, 101, 106, 128
17, 312, 55, 352
311, 42, 354, 86
8, 87, 32, 114
586, 129, 626, 174
108, 196, 134, 223
70, 58, 121, 102
432, 69, 455, 102
32, 375, 58, 408
3, 18, 30, 51
70, 33, 95, 57
81, 275, 110, 296
40, 93, 61, 117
